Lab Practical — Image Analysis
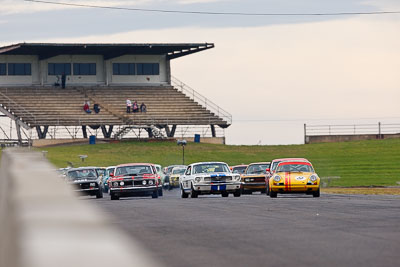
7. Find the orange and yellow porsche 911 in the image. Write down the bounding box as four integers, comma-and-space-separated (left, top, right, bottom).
268, 160, 320, 198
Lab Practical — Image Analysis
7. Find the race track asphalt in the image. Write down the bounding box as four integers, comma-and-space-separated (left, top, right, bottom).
89, 191, 400, 267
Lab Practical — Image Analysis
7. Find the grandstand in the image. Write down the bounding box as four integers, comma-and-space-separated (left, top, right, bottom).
0, 43, 231, 145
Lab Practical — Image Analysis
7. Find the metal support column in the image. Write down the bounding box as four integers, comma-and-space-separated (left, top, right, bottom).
146, 128, 154, 138
15, 120, 22, 145
101, 125, 114, 138
36, 126, 49, 139
210, 125, 216, 138
82, 126, 88, 139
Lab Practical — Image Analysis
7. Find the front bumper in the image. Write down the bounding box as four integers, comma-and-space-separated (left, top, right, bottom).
191, 183, 241, 193
270, 184, 319, 193
109, 185, 157, 196
69, 182, 100, 195
169, 179, 180, 187
242, 182, 266, 191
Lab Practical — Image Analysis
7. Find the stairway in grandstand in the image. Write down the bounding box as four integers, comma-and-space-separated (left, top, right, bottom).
0, 85, 230, 129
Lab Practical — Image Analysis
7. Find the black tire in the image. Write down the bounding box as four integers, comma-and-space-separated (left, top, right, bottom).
110, 193, 119, 200
260, 188, 266, 194
221, 192, 229, 197
158, 188, 163, 197
313, 187, 320, 197
180, 184, 189, 198
270, 190, 278, 198
233, 189, 241, 197
191, 187, 198, 198
96, 188, 103, 199
152, 190, 159, 198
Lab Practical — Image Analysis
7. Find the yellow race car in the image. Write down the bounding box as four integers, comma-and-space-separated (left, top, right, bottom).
269, 160, 320, 198
168, 166, 187, 190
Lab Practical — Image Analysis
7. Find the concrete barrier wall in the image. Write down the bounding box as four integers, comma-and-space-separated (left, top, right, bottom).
0, 148, 161, 267
185, 137, 225, 144
306, 133, 400, 144
32, 136, 226, 147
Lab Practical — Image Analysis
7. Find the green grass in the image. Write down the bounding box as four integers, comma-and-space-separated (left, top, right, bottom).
41, 138, 400, 187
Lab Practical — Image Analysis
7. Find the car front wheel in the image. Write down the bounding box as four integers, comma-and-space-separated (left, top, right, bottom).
180, 185, 189, 198
110, 193, 119, 200
233, 189, 241, 197
96, 188, 103, 199
270, 190, 277, 198
313, 188, 320, 197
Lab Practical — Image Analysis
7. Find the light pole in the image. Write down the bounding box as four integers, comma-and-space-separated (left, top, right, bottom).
177, 140, 187, 165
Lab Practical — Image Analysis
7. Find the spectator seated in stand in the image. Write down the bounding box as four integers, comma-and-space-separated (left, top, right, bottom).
83, 101, 91, 114
93, 103, 100, 113
132, 101, 139, 113
140, 102, 147, 113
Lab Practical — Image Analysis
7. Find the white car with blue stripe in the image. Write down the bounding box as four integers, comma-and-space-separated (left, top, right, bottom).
179, 162, 242, 198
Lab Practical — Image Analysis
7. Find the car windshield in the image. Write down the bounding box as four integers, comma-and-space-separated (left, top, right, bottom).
106, 168, 115, 176
167, 166, 175, 174
67, 169, 97, 180
96, 168, 106, 176
271, 162, 280, 172
276, 163, 314, 173
232, 166, 247, 174
115, 165, 153, 176
246, 164, 270, 174
172, 168, 186, 174
193, 163, 229, 174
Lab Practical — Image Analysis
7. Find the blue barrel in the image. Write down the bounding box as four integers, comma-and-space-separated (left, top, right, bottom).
194, 134, 200, 143
89, 135, 96, 145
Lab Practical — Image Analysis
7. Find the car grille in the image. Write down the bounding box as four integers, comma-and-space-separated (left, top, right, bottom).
112, 179, 156, 187
244, 177, 266, 183
204, 176, 232, 183
75, 182, 98, 189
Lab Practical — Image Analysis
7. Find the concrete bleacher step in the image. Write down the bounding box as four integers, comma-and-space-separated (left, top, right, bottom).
0, 86, 229, 127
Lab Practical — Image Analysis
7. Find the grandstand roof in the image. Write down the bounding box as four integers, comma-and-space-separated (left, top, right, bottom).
0, 42, 214, 60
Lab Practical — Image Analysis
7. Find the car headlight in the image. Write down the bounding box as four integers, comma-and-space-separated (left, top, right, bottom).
234, 175, 241, 181
273, 175, 281, 182
309, 175, 318, 182
148, 180, 154, 185
120, 181, 124, 186
195, 177, 202, 183
113, 182, 118, 187
142, 180, 147, 185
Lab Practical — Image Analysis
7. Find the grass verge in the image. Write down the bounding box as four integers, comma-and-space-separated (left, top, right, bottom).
322, 187, 400, 195
40, 138, 400, 187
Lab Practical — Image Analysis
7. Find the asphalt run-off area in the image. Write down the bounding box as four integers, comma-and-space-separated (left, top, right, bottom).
88, 191, 400, 267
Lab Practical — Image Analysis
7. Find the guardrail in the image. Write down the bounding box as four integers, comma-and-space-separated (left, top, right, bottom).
0, 148, 161, 267
305, 122, 400, 136
0, 91, 36, 126
171, 76, 232, 125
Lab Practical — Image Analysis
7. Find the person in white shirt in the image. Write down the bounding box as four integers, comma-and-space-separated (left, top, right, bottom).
126, 99, 132, 113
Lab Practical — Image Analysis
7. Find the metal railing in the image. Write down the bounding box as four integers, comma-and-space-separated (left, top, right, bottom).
305, 122, 400, 136
0, 91, 36, 125
171, 76, 232, 125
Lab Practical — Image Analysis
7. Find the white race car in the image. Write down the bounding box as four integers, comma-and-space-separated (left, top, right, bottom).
179, 162, 242, 198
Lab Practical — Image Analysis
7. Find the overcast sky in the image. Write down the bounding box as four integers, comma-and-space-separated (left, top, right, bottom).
1, 0, 400, 145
